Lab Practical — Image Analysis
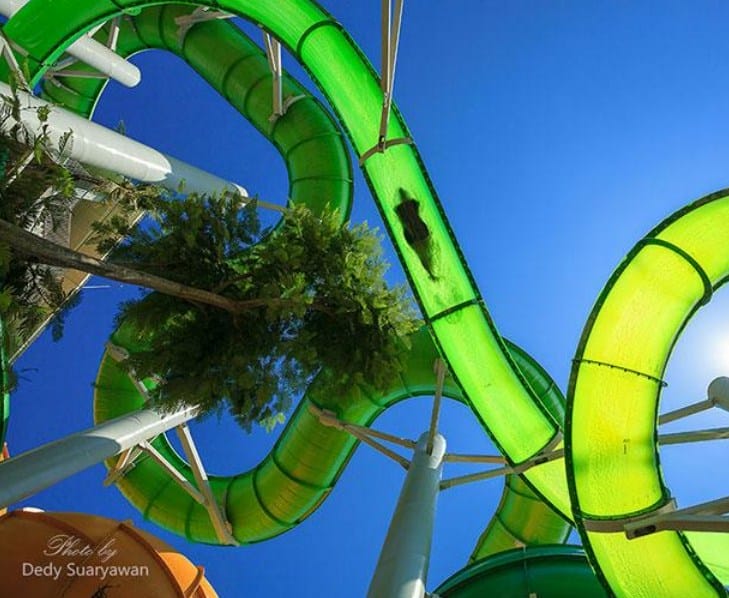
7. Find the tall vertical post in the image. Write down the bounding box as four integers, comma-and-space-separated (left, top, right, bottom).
368, 431, 446, 598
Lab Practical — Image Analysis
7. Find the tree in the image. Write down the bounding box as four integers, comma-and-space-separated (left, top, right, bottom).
105, 194, 420, 430
0, 96, 421, 428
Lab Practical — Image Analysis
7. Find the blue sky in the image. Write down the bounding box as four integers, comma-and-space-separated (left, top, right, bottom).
7, 2, 729, 595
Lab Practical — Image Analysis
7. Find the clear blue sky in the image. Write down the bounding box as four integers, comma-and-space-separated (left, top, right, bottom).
8, 2, 729, 595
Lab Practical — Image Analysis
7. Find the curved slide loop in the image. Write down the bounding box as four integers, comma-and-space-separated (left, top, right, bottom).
40, 4, 354, 221
469, 475, 570, 563
96, 326, 569, 546
1, 0, 572, 523
567, 189, 729, 597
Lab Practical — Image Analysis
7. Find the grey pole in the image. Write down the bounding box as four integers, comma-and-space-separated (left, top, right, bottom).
367, 431, 446, 598
0, 406, 197, 508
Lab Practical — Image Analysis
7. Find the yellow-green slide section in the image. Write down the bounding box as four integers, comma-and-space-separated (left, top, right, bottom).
568, 190, 729, 597
0, 3, 571, 555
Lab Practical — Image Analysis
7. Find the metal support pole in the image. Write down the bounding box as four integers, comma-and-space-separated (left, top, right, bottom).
264, 33, 284, 119
367, 431, 446, 598
0, 406, 197, 508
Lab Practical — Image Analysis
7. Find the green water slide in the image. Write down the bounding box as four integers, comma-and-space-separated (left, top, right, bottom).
567, 189, 729, 596
2, 0, 571, 529
0, 3, 571, 552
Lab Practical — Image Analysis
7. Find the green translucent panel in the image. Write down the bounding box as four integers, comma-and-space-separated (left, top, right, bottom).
686, 532, 729, 584
300, 25, 404, 152
655, 195, 729, 284
588, 532, 718, 598
226, 475, 290, 543
256, 459, 324, 524
221, 0, 328, 52
571, 367, 663, 516
471, 475, 569, 562
522, 447, 571, 519
433, 305, 556, 463
583, 245, 705, 379
365, 146, 478, 313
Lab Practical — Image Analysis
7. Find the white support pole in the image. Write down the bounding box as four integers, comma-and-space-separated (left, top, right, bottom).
263, 33, 284, 119
0, 0, 141, 87
368, 432, 446, 598
659, 426, 729, 445
378, 0, 404, 145
175, 423, 238, 545
659, 377, 729, 424
0, 81, 250, 198
426, 359, 446, 455
0, 406, 197, 509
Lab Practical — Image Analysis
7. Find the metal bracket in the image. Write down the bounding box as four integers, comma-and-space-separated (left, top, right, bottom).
309, 404, 413, 469
263, 32, 284, 120
0, 31, 30, 90
378, 0, 405, 147
623, 496, 729, 539
439, 447, 565, 491
175, 7, 234, 45
582, 499, 677, 533
359, 136, 413, 165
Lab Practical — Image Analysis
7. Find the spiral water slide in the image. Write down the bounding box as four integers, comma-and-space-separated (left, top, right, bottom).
3, 1, 727, 596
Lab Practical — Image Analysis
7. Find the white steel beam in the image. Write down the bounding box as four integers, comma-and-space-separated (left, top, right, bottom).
659, 426, 729, 445
0, 406, 197, 508
175, 423, 238, 546
624, 496, 729, 538
264, 33, 284, 119
439, 449, 564, 491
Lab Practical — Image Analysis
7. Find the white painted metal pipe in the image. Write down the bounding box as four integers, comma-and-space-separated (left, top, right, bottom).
0, 406, 197, 509
368, 432, 446, 598
0, 81, 248, 197
0, 0, 141, 87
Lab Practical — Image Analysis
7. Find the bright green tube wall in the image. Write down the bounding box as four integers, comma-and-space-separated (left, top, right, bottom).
2, 0, 571, 524
567, 190, 729, 597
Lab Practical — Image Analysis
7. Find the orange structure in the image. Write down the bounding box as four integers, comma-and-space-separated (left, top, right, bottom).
0, 510, 218, 597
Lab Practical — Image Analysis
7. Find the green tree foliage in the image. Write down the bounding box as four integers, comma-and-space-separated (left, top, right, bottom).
0, 90, 421, 428
109, 193, 421, 430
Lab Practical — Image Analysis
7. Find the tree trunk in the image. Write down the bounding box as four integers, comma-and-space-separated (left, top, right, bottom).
0, 218, 240, 313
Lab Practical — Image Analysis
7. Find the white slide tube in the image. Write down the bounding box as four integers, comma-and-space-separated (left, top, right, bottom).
0, 0, 141, 87
0, 81, 248, 197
